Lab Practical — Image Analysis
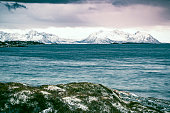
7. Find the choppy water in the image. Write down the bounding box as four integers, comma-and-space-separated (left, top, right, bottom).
0, 44, 170, 100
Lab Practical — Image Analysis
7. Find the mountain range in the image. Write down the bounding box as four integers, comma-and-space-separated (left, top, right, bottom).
0, 30, 160, 44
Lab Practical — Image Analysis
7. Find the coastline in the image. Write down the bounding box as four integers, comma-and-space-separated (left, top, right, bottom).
0, 41, 166, 48
0, 41, 44, 48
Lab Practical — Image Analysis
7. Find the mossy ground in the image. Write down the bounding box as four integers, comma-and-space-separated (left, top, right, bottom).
0, 82, 167, 113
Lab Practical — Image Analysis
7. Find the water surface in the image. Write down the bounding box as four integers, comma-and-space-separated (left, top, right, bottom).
0, 44, 170, 100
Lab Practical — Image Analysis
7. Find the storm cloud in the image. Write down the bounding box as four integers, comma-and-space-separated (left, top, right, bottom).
3, 2, 26, 10
1, 0, 170, 8
111, 0, 170, 7
1, 0, 170, 18
0, 0, 82, 3
0, 0, 170, 29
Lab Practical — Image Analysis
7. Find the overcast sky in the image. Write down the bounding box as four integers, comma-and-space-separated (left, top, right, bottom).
0, 0, 170, 42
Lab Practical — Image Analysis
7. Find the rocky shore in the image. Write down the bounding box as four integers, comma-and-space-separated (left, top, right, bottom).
0, 82, 169, 113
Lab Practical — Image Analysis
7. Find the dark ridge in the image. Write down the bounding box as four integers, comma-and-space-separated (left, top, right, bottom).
0, 41, 44, 47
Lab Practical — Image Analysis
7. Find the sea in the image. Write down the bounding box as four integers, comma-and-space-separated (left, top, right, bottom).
0, 44, 170, 100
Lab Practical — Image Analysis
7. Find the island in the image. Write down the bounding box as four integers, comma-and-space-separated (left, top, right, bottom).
0, 41, 44, 48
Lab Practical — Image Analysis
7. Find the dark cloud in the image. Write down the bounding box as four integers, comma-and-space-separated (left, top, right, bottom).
1, 0, 170, 6
0, 0, 82, 4
1, 0, 170, 14
111, 0, 170, 9
1, 0, 170, 10
88, 7, 96, 10
111, 0, 170, 20
3, 2, 26, 10
0, 0, 170, 29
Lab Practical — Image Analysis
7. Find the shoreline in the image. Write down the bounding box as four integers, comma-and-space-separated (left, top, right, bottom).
1, 41, 169, 48
0, 41, 44, 48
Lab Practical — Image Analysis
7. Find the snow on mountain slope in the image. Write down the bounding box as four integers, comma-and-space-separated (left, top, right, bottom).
0, 31, 23, 42
25, 30, 61, 44
0, 30, 78, 44
0, 30, 63, 44
79, 30, 160, 44
130, 31, 160, 43
0, 30, 160, 44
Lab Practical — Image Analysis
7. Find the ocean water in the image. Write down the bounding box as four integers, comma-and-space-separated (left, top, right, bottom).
0, 44, 170, 100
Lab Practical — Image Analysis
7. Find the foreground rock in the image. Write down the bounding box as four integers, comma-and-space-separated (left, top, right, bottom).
0, 82, 169, 113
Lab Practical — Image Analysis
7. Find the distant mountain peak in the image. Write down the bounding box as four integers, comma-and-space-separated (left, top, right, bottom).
27, 30, 39, 35
135, 31, 141, 34
79, 30, 160, 44
0, 30, 160, 44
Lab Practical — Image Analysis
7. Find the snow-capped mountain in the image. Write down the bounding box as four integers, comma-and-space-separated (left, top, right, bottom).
0, 30, 160, 44
79, 30, 160, 44
0, 31, 23, 42
25, 30, 61, 44
0, 30, 78, 44
0, 30, 70, 44
131, 31, 160, 43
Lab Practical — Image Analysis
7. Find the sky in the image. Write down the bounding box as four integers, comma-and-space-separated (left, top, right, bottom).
0, 0, 170, 42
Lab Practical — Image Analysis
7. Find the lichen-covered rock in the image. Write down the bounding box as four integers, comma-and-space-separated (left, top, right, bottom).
0, 82, 169, 113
